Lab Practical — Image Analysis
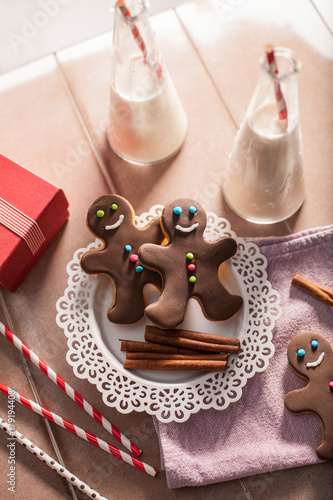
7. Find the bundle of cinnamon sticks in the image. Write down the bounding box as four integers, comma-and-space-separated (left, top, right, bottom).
121, 326, 240, 372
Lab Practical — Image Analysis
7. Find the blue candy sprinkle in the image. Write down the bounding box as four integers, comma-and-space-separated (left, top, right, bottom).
136, 266, 143, 273
189, 205, 197, 214
173, 206, 182, 215
124, 244, 132, 252
297, 348, 305, 358
311, 340, 319, 348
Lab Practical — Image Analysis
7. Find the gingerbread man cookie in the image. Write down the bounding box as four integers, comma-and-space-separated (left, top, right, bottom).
138, 198, 243, 329
80, 195, 163, 324
285, 331, 333, 461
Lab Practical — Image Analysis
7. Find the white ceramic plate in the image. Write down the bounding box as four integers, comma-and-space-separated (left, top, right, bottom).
56, 205, 281, 423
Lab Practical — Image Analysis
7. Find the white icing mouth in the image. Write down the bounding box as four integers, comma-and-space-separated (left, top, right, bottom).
105, 214, 124, 230
175, 222, 199, 233
306, 351, 325, 368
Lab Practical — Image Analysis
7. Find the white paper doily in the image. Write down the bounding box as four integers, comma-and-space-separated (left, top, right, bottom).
56, 205, 281, 423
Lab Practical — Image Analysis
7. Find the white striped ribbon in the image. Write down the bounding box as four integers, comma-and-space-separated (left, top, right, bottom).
0, 197, 46, 255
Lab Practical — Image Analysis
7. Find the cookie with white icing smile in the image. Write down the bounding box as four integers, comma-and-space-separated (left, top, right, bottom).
80, 195, 163, 324
285, 331, 333, 461
139, 197, 243, 329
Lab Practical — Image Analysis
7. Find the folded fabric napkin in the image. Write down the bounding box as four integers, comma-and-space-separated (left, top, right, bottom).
154, 225, 333, 488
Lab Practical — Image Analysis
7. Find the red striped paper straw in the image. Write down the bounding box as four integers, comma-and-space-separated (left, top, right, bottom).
0, 416, 107, 500
117, 0, 148, 58
266, 44, 288, 120
116, 0, 162, 78
0, 321, 141, 457
0, 383, 157, 477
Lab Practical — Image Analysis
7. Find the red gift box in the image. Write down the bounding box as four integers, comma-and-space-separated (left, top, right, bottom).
0, 154, 69, 291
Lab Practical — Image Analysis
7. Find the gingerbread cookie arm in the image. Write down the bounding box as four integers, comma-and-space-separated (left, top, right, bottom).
139, 243, 169, 273
284, 387, 312, 414
80, 248, 112, 277
139, 216, 164, 245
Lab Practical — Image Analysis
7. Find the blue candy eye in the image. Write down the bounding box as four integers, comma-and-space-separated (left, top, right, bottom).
189, 205, 197, 214
173, 206, 182, 215
311, 340, 318, 349
297, 348, 305, 358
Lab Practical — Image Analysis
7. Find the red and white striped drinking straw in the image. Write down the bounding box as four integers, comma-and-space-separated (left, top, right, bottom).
265, 44, 288, 120
0, 321, 141, 457
0, 416, 108, 500
0, 383, 157, 477
116, 0, 163, 78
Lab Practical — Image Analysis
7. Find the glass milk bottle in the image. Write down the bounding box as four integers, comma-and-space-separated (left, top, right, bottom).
222, 47, 305, 224
107, 0, 188, 165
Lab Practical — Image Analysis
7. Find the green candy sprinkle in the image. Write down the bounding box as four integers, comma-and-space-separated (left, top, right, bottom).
186, 252, 194, 260
111, 203, 118, 211
96, 210, 105, 218
189, 276, 196, 283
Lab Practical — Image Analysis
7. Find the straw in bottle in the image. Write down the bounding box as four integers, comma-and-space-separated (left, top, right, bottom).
266, 44, 288, 120
116, 0, 163, 78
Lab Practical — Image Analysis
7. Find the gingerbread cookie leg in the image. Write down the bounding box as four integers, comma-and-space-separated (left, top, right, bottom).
317, 429, 333, 461
107, 282, 146, 324
196, 275, 243, 321
144, 282, 189, 329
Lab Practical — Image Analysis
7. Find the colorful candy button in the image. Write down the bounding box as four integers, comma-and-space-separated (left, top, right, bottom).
188, 263, 196, 271
189, 205, 197, 214
297, 348, 305, 358
111, 203, 118, 211
186, 252, 194, 260
329, 381, 333, 390
130, 254, 139, 263
124, 244, 132, 252
173, 206, 182, 215
189, 276, 196, 283
311, 340, 319, 348
136, 266, 143, 273
96, 210, 105, 218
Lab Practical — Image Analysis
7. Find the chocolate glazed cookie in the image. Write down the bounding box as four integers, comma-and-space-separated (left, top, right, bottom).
80, 195, 163, 324
139, 198, 243, 329
285, 331, 333, 461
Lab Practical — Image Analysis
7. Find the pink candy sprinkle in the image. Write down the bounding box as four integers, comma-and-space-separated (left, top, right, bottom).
188, 264, 196, 271
130, 254, 139, 263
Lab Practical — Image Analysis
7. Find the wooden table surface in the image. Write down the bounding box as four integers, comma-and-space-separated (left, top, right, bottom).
0, 1, 332, 499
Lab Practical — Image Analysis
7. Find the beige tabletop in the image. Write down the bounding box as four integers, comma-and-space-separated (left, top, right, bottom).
0, 0, 333, 499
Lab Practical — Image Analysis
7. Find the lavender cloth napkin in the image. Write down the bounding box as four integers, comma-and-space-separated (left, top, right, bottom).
153, 225, 333, 488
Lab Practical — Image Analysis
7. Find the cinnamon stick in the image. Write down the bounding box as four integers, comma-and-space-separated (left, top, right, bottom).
144, 327, 240, 354
145, 326, 240, 347
292, 274, 333, 307
120, 340, 202, 355
124, 359, 227, 371
126, 352, 228, 361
